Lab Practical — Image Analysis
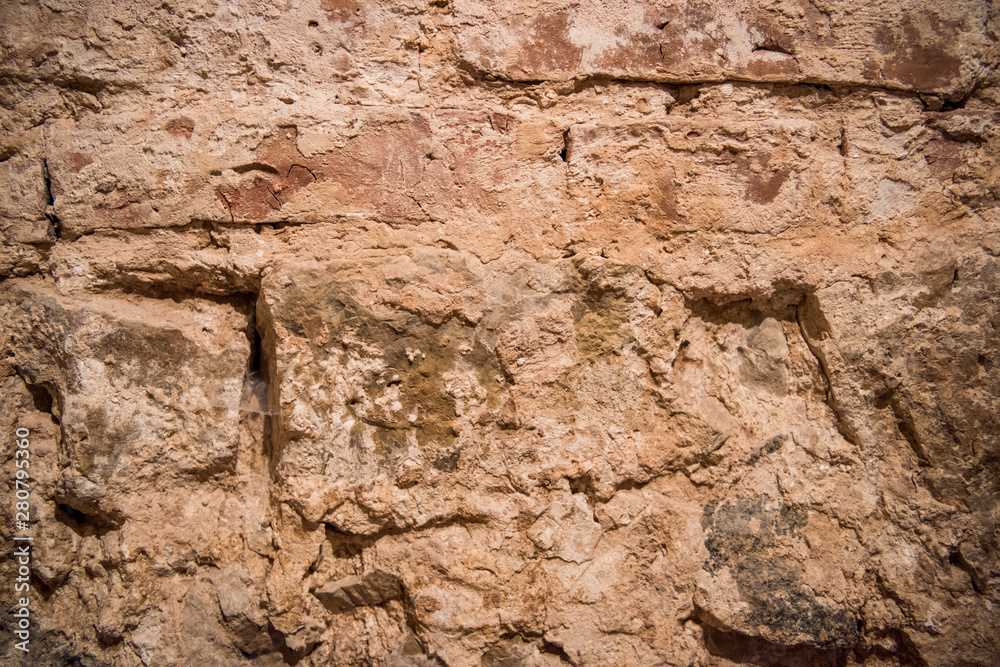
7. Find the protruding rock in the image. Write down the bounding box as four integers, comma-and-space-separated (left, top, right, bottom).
313, 570, 403, 613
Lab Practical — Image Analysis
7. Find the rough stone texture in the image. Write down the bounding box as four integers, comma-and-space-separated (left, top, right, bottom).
1, 0, 999, 666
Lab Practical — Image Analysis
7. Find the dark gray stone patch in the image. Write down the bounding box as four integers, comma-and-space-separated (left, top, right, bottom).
702, 497, 859, 648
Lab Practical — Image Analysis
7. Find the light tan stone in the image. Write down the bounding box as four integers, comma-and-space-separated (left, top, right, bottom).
1, 0, 998, 665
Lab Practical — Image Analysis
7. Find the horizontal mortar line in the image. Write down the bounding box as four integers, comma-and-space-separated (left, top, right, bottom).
32, 212, 436, 243
440, 69, 985, 100
4, 71, 981, 126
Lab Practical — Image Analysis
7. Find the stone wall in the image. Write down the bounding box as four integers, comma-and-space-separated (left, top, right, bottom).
1, 1, 998, 665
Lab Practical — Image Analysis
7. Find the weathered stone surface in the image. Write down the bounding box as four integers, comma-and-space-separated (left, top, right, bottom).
453, 0, 995, 97
2, 0, 999, 665
0, 283, 248, 493
40, 104, 579, 243
314, 570, 403, 612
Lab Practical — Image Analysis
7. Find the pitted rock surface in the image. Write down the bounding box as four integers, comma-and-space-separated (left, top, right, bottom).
2, 1, 999, 665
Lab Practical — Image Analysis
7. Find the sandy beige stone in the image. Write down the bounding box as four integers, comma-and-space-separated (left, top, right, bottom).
1, 0, 998, 665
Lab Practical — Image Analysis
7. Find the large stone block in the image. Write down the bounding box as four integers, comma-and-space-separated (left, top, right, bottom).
454, 0, 992, 96
0, 281, 249, 518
